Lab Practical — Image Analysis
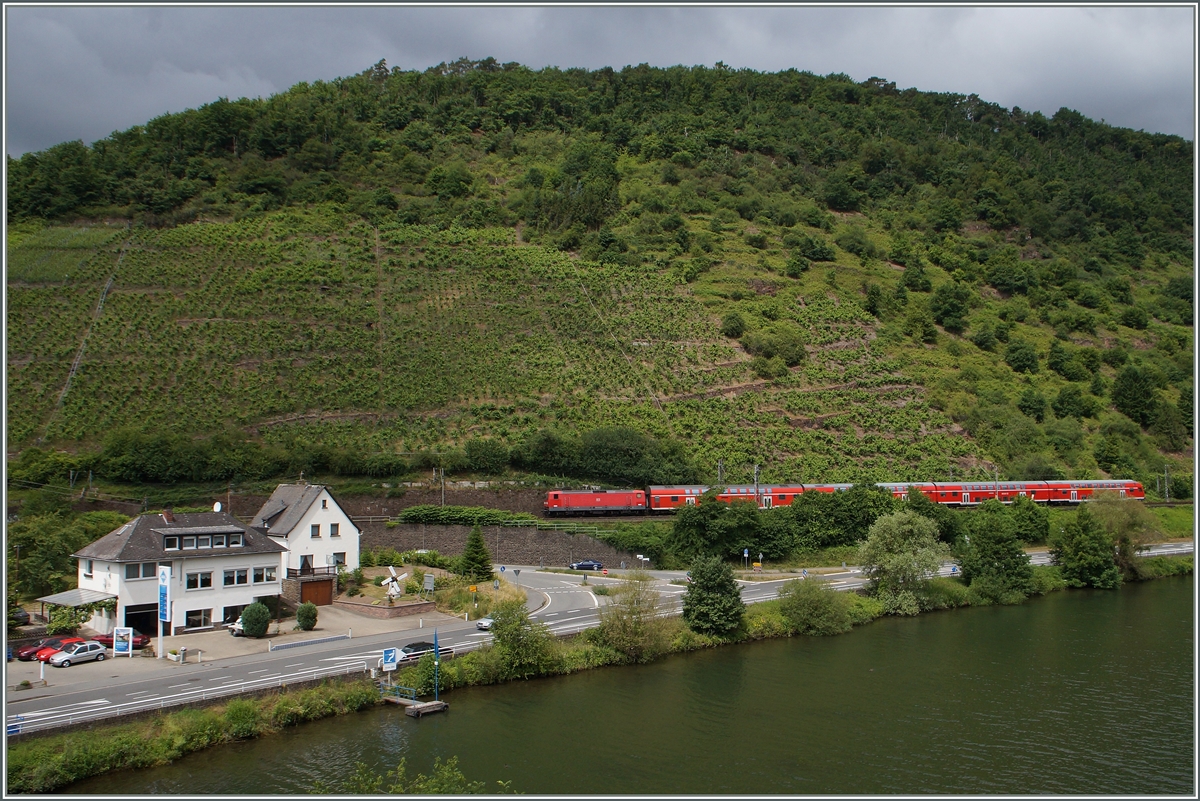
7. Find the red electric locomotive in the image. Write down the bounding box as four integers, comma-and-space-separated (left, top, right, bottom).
544, 488, 647, 516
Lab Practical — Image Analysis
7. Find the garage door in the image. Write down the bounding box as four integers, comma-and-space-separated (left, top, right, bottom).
300, 579, 334, 606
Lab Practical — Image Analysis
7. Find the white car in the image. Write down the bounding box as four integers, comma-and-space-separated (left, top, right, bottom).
476, 616, 494, 631
49, 640, 107, 667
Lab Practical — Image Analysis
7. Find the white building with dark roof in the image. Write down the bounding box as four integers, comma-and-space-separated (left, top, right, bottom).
72, 509, 287, 636
250, 483, 360, 607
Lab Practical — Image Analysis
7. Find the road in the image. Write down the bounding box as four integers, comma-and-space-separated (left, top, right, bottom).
7, 542, 1191, 734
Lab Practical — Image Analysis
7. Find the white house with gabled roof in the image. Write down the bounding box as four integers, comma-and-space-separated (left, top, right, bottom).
250, 482, 360, 606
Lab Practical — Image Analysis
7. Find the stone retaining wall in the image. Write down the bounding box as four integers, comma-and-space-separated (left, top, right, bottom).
360, 523, 643, 569
332, 599, 436, 619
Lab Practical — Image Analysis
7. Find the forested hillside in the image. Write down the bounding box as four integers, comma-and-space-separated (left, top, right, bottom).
6, 59, 1193, 495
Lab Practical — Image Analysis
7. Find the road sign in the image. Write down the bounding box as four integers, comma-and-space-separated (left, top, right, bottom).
469, 585, 477, 593
802, 569, 808, 578
493, 579, 500, 590
157, 566, 171, 622
744, 549, 749, 557
602, 569, 608, 576
500, 566, 506, 573
636, 554, 644, 560
382, 647, 399, 672
513, 569, 520, 578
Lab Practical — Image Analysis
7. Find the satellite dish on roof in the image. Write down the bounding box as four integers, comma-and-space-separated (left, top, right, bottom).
213, 501, 222, 512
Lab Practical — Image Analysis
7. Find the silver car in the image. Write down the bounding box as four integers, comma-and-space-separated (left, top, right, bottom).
476, 616, 494, 631
49, 640, 107, 667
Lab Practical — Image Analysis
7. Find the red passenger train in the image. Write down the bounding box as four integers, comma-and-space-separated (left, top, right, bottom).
544, 479, 1144, 516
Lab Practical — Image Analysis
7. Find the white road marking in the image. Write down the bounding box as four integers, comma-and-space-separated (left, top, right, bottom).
284, 663, 304, 668
125, 691, 154, 697
8, 698, 109, 719
168, 683, 191, 689
320, 650, 384, 662
247, 668, 269, 674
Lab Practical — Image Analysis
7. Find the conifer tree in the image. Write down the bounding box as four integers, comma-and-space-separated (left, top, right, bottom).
458, 525, 494, 583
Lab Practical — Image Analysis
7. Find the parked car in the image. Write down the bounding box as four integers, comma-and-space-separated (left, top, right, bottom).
9, 607, 30, 627
14, 637, 64, 661
35, 637, 84, 662
399, 641, 437, 660
476, 616, 494, 631
570, 559, 604, 571
49, 640, 107, 667
93, 630, 151, 649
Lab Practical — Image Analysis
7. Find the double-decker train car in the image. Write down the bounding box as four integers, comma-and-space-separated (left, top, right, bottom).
548, 479, 1143, 516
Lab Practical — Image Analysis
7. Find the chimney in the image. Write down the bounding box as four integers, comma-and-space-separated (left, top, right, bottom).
161, 509, 174, 523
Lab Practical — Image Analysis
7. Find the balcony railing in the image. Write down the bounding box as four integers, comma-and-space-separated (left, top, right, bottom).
287, 565, 340, 578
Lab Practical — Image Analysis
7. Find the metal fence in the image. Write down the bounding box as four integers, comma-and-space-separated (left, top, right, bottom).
268, 631, 352, 651
7, 660, 370, 736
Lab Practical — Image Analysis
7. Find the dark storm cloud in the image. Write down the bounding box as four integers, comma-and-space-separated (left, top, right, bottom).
4, 5, 1194, 157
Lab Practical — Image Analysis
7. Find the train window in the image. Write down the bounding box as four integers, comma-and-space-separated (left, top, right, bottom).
671, 496, 679, 502
552, 494, 559, 499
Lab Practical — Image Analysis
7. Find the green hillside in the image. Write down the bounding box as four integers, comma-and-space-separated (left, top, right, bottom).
6, 60, 1193, 493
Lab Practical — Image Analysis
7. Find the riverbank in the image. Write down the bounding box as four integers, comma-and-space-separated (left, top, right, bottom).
10, 557, 1192, 794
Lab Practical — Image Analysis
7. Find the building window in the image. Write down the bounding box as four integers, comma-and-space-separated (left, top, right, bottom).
333, 552, 346, 566
126, 563, 141, 580
311, 524, 320, 538
198, 536, 211, 548
164, 536, 180, 550
83, 559, 94, 578
253, 566, 278, 583
213, 534, 226, 547
330, 523, 340, 537
322, 499, 328, 509
183, 536, 197, 550
186, 572, 213, 590
229, 533, 243, 547
223, 569, 249, 586
185, 609, 212, 628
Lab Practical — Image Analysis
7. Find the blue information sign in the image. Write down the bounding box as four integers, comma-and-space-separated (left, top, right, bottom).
158, 566, 171, 622
499, 566, 505, 573
382, 647, 399, 672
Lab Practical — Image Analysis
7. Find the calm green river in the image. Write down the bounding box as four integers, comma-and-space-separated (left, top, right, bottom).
68, 577, 1193, 794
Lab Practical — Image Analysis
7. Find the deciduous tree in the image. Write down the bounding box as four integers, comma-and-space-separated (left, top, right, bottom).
857, 511, 948, 615
681, 556, 744, 637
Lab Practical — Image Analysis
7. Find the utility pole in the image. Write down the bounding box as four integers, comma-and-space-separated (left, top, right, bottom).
1165, 465, 1170, 502
717, 459, 724, 485
753, 464, 760, 507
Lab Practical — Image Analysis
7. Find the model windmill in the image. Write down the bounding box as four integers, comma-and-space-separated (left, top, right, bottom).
381, 565, 408, 601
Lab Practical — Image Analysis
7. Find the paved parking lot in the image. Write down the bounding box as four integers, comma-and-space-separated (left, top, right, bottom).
6, 604, 463, 686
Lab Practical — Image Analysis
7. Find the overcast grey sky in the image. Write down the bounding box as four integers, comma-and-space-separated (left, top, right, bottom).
4, 4, 1196, 158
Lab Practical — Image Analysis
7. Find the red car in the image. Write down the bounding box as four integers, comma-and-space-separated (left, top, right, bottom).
92, 630, 151, 649
14, 636, 78, 662
35, 637, 84, 662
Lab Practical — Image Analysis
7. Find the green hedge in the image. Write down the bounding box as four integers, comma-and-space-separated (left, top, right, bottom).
397, 505, 538, 527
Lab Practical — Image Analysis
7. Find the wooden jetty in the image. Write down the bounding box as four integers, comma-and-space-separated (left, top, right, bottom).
379, 682, 448, 717
405, 700, 449, 717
